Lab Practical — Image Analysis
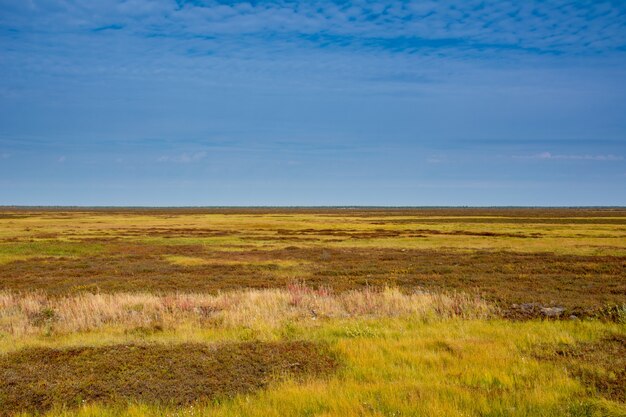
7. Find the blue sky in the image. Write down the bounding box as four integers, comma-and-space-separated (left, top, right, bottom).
1, 0, 625, 206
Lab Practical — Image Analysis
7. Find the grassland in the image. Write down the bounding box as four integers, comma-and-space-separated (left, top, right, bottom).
0, 208, 624, 416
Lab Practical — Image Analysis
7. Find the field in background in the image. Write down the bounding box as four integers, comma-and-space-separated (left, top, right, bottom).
0, 208, 624, 416
1, 207, 625, 316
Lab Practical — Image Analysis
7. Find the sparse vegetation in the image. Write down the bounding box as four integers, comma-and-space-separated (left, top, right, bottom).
0, 208, 624, 416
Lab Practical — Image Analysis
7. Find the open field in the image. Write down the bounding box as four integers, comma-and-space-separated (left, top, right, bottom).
0, 208, 625, 416
1, 208, 625, 317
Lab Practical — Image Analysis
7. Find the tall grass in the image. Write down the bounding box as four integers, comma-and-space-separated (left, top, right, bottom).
0, 284, 494, 337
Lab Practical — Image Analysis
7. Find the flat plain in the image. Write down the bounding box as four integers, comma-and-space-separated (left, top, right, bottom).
0, 208, 625, 416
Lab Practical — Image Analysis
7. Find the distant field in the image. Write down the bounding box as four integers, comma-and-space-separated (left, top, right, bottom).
0, 208, 624, 416
1, 208, 624, 316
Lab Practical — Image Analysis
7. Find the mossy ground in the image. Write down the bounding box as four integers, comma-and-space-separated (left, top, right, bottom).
0, 341, 337, 416
0, 208, 624, 416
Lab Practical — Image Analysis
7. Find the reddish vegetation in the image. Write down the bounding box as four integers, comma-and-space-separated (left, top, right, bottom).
0, 246, 623, 316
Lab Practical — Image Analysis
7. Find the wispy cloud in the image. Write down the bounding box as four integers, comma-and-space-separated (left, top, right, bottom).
2, 1, 625, 56
1, 1, 625, 205
520, 152, 624, 161
426, 156, 444, 164
1, 0, 624, 98
157, 151, 207, 163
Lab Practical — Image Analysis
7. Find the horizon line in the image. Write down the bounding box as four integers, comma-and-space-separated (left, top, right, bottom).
1, 205, 625, 210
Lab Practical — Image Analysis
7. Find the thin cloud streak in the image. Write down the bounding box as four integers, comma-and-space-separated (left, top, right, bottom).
156, 151, 208, 163
518, 152, 624, 161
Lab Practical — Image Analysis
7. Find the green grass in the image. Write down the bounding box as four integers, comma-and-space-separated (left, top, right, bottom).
0, 241, 105, 263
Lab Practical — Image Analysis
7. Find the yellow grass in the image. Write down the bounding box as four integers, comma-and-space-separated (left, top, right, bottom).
1, 210, 625, 258
0, 286, 493, 340
5, 318, 625, 417
1, 287, 624, 416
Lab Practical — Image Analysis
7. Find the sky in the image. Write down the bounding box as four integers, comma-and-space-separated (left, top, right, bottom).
1, 0, 625, 206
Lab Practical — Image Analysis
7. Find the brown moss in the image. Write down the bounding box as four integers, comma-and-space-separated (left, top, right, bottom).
0, 247, 624, 316
534, 334, 626, 403
0, 341, 338, 416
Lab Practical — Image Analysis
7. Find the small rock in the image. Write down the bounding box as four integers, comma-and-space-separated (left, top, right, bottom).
569, 315, 579, 321
540, 307, 565, 318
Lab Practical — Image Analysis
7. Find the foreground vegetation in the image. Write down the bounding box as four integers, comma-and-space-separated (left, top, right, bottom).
0, 208, 624, 416
1, 310, 624, 416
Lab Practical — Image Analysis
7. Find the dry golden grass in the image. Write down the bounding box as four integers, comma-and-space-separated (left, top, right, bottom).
0, 284, 493, 338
